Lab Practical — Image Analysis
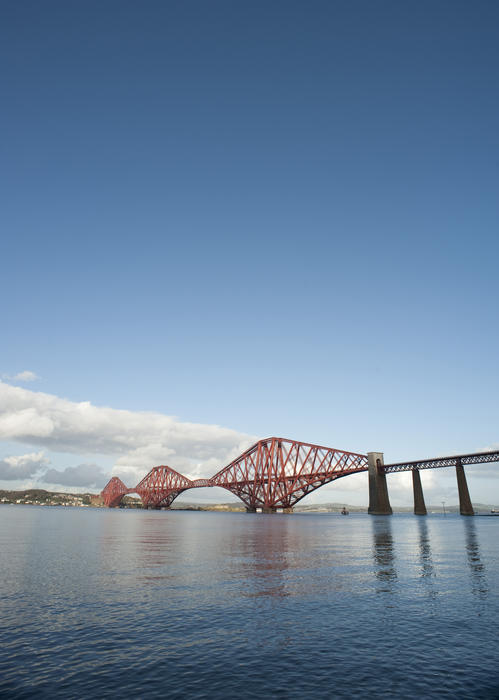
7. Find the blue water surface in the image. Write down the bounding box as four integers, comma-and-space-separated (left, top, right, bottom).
0, 507, 498, 699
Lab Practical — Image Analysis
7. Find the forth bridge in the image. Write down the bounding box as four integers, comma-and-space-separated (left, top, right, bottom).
101, 436, 499, 516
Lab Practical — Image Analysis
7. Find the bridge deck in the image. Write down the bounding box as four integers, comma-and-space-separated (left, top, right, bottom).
384, 450, 499, 473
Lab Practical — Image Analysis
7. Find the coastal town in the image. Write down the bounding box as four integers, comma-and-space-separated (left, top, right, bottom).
0, 489, 96, 507
1, 489, 495, 514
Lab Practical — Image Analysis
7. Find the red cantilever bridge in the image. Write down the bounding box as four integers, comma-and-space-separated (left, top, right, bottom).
101, 437, 368, 511
101, 436, 499, 515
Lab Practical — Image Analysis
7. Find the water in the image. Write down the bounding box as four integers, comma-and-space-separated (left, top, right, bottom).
0, 507, 498, 699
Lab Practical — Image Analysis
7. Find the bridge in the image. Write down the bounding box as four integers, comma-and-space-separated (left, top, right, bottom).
100, 437, 499, 515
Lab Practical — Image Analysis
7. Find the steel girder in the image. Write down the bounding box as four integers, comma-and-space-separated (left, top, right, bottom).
100, 444, 499, 510
101, 477, 131, 507
100, 438, 368, 509
135, 465, 196, 508
211, 437, 368, 509
384, 450, 499, 473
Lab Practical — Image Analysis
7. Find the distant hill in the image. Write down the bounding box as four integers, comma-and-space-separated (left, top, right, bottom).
1, 489, 497, 513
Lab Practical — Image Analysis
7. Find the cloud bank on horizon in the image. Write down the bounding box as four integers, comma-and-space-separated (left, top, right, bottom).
0, 380, 255, 489
0, 379, 497, 504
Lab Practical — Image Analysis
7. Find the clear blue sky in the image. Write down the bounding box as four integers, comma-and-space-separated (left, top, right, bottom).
1, 1, 498, 504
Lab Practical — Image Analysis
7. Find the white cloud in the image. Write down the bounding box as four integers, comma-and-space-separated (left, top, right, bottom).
0, 381, 255, 487
3, 371, 39, 383
41, 463, 108, 489
0, 451, 48, 480
1, 381, 495, 503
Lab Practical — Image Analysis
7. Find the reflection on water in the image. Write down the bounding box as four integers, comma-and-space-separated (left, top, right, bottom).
417, 518, 434, 579
416, 518, 438, 611
371, 517, 397, 591
463, 519, 488, 599
2, 509, 498, 699
237, 517, 292, 599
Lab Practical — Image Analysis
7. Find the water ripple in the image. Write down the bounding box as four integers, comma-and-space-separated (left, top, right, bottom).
0, 508, 498, 698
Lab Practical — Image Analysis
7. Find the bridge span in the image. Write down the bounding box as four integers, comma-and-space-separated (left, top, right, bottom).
100, 438, 499, 515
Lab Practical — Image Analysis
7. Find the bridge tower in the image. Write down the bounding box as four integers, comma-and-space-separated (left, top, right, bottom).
367, 452, 392, 515
456, 458, 474, 515
412, 469, 427, 515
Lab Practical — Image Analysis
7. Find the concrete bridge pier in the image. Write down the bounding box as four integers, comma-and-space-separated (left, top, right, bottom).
246, 506, 257, 513
456, 458, 474, 515
412, 469, 427, 515
368, 452, 392, 515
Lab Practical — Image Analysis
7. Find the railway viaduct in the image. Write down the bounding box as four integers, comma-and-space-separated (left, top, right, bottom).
101, 437, 499, 515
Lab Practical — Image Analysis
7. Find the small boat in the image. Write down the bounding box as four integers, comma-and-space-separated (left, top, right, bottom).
341, 506, 349, 515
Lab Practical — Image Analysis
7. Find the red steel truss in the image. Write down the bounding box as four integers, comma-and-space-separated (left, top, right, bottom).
211, 437, 368, 510
101, 477, 131, 507
100, 437, 368, 509
101, 441, 499, 510
135, 465, 198, 508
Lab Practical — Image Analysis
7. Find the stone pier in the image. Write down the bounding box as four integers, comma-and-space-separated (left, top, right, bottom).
412, 469, 427, 515
456, 459, 474, 515
368, 452, 392, 515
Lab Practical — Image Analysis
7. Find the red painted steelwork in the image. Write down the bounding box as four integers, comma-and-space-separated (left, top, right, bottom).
100, 441, 499, 510
101, 477, 131, 507
135, 465, 195, 508
100, 437, 369, 509
211, 437, 368, 510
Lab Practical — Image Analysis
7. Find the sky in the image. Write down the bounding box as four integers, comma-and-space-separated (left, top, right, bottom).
1, 0, 498, 506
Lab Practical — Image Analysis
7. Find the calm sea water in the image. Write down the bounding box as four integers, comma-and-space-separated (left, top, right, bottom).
0, 506, 498, 699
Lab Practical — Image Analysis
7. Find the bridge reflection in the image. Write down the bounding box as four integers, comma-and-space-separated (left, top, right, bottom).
417, 518, 434, 581
464, 519, 488, 599
369, 516, 489, 603
371, 518, 398, 592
